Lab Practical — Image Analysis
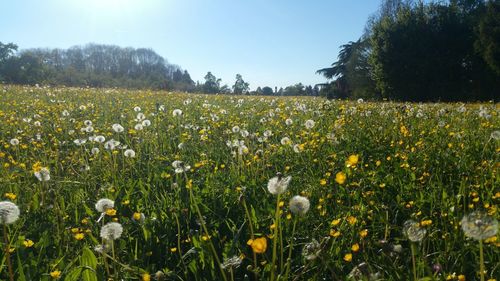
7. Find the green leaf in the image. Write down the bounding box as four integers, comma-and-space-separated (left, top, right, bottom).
64, 267, 82, 281
80, 247, 98, 281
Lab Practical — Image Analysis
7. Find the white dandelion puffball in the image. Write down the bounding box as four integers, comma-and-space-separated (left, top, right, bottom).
10, 138, 19, 146
84, 120, 93, 126
112, 123, 124, 133
403, 220, 427, 242
34, 167, 51, 181
461, 212, 498, 241
91, 147, 100, 155
124, 149, 136, 158
267, 175, 291, 195
491, 130, 500, 141
134, 106, 141, 112
173, 109, 183, 116
95, 198, 115, 213
305, 119, 315, 129
285, 118, 293, 126
280, 137, 291, 146
142, 119, 151, 127
134, 123, 144, 131
289, 195, 310, 216
0, 201, 20, 225
95, 135, 106, 143
100, 222, 123, 240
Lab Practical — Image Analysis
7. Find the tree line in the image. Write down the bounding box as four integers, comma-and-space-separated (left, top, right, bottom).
0, 43, 195, 91
317, 0, 500, 101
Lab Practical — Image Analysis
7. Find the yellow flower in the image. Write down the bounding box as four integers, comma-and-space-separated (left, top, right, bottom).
4, 192, 16, 200
335, 172, 346, 185
320, 179, 327, 186
142, 273, 151, 281
247, 237, 267, 254
133, 212, 142, 221
343, 253, 352, 262
419, 219, 432, 227
346, 154, 359, 167
105, 208, 117, 216
170, 247, 177, 253
331, 219, 341, 226
359, 229, 368, 238
351, 243, 360, 252
329, 229, 341, 237
74, 233, 85, 240
50, 270, 61, 279
347, 216, 357, 225
458, 275, 465, 281
23, 239, 34, 248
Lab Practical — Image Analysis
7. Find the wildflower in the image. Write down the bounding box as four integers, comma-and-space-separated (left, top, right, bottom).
335, 172, 346, 185
221, 255, 242, 270
74, 233, 85, 240
95, 198, 114, 213
491, 130, 500, 141
461, 211, 498, 240
247, 237, 267, 254
172, 160, 191, 174
142, 273, 151, 281
23, 239, 34, 248
9, 138, 19, 146
34, 167, 50, 181
100, 222, 123, 240
347, 262, 381, 281
289, 195, 310, 216
403, 220, 427, 242
135, 123, 144, 130
73, 139, 87, 146
344, 253, 353, 262
132, 212, 145, 224
293, 144, 303, 153
50, 270, 61, 279
95, 135, 106, 143
285, 118, 293, 125
346, 154, 359, 167
91, 147, 100, 155
4, 193, 16, 200
112, 123, 124, 133
280, 137, 291, 145
304, 119, 315, 129
267, 174, 291, 195
124, 149, 136, 158
173, 109, 183, 116
142, 119, 151, 127
0, 201, 20, 225
302, 239, 321, 260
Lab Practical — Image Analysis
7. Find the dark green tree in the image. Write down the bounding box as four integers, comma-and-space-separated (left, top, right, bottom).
203, 72, 221, 94
476, 0, 500, 75
232, 74, 250, 94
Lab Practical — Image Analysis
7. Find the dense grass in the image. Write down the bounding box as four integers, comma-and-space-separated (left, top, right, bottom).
0, 85, 498, 281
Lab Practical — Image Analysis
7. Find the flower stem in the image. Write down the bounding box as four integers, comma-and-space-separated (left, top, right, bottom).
242, 198, 258, 279
270, 194, 281, 281
479, 239, 485, 281
283, 218, 298, 279
410, 242, 417, 281
3, 225, 14, 281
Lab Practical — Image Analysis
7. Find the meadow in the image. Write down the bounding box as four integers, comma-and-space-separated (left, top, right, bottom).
0, 85, 498, 281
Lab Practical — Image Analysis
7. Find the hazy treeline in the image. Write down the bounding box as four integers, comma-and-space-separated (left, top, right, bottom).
318, 0, 500, 101
0, 43, 196, 91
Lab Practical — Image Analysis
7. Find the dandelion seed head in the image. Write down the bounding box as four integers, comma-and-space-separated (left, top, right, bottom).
461, 211, 498, 240
267, 175, 291, 195
403, 220, 426, 242
0, 201, 20, 225
100, 222, 123, 240
289, 195, 310, 216
95, 198, 114, 213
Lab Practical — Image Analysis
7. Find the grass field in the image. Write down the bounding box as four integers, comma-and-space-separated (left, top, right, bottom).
0, 85, 498, 281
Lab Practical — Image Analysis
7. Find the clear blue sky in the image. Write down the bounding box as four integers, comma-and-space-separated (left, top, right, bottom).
0, 0, 381, 90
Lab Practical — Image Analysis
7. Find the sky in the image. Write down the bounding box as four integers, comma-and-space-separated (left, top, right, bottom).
0, 0, 381, 90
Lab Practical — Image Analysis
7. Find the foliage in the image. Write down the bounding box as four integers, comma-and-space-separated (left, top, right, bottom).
476, 0, 500, 75
0, 85, 498, 280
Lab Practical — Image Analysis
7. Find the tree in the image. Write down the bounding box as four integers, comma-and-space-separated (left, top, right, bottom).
232, 74, 250, 94
476, 0, 500, 75
203, 72, 221, 94
262, 86, 274, 95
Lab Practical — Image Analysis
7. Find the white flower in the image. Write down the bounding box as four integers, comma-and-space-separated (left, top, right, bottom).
172, 160, 190, 174
142, 120, 151, 127
112, 124, 124, 133
293, 144, 303, 153
74, 139, 87, 146
221, 255, 242, 270
91, 147, 100, 155
95, 135, 106, 143
357, 98, 364, 103
34, 167, 51, 181
305, 119, 315, 129
302, 239, 321, 260
95, 198, 114, 213
134, 123, 144, 131
104, 139, 120, 150
124, 149, 136, 158
0, 201, 20, 224
285, 118, 293, 126
403, 220, 426, 242
461, 212, 498, 241
62, 110, 70, 117
134, 106, 141, 112
491, 130, 500, 141
280, 137, 291, 146
232, 126, 240, 133
9, 138, 19, 146
84, 120, 93, 127
289, 195, 310, 215
240, 130, 249, 138
267, 174, 291, 195
263, 130, 272, 137
84, 126, 94, 133
34, 121, 41, 127
173, 109, 183, 116
100, 222, 123, 240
